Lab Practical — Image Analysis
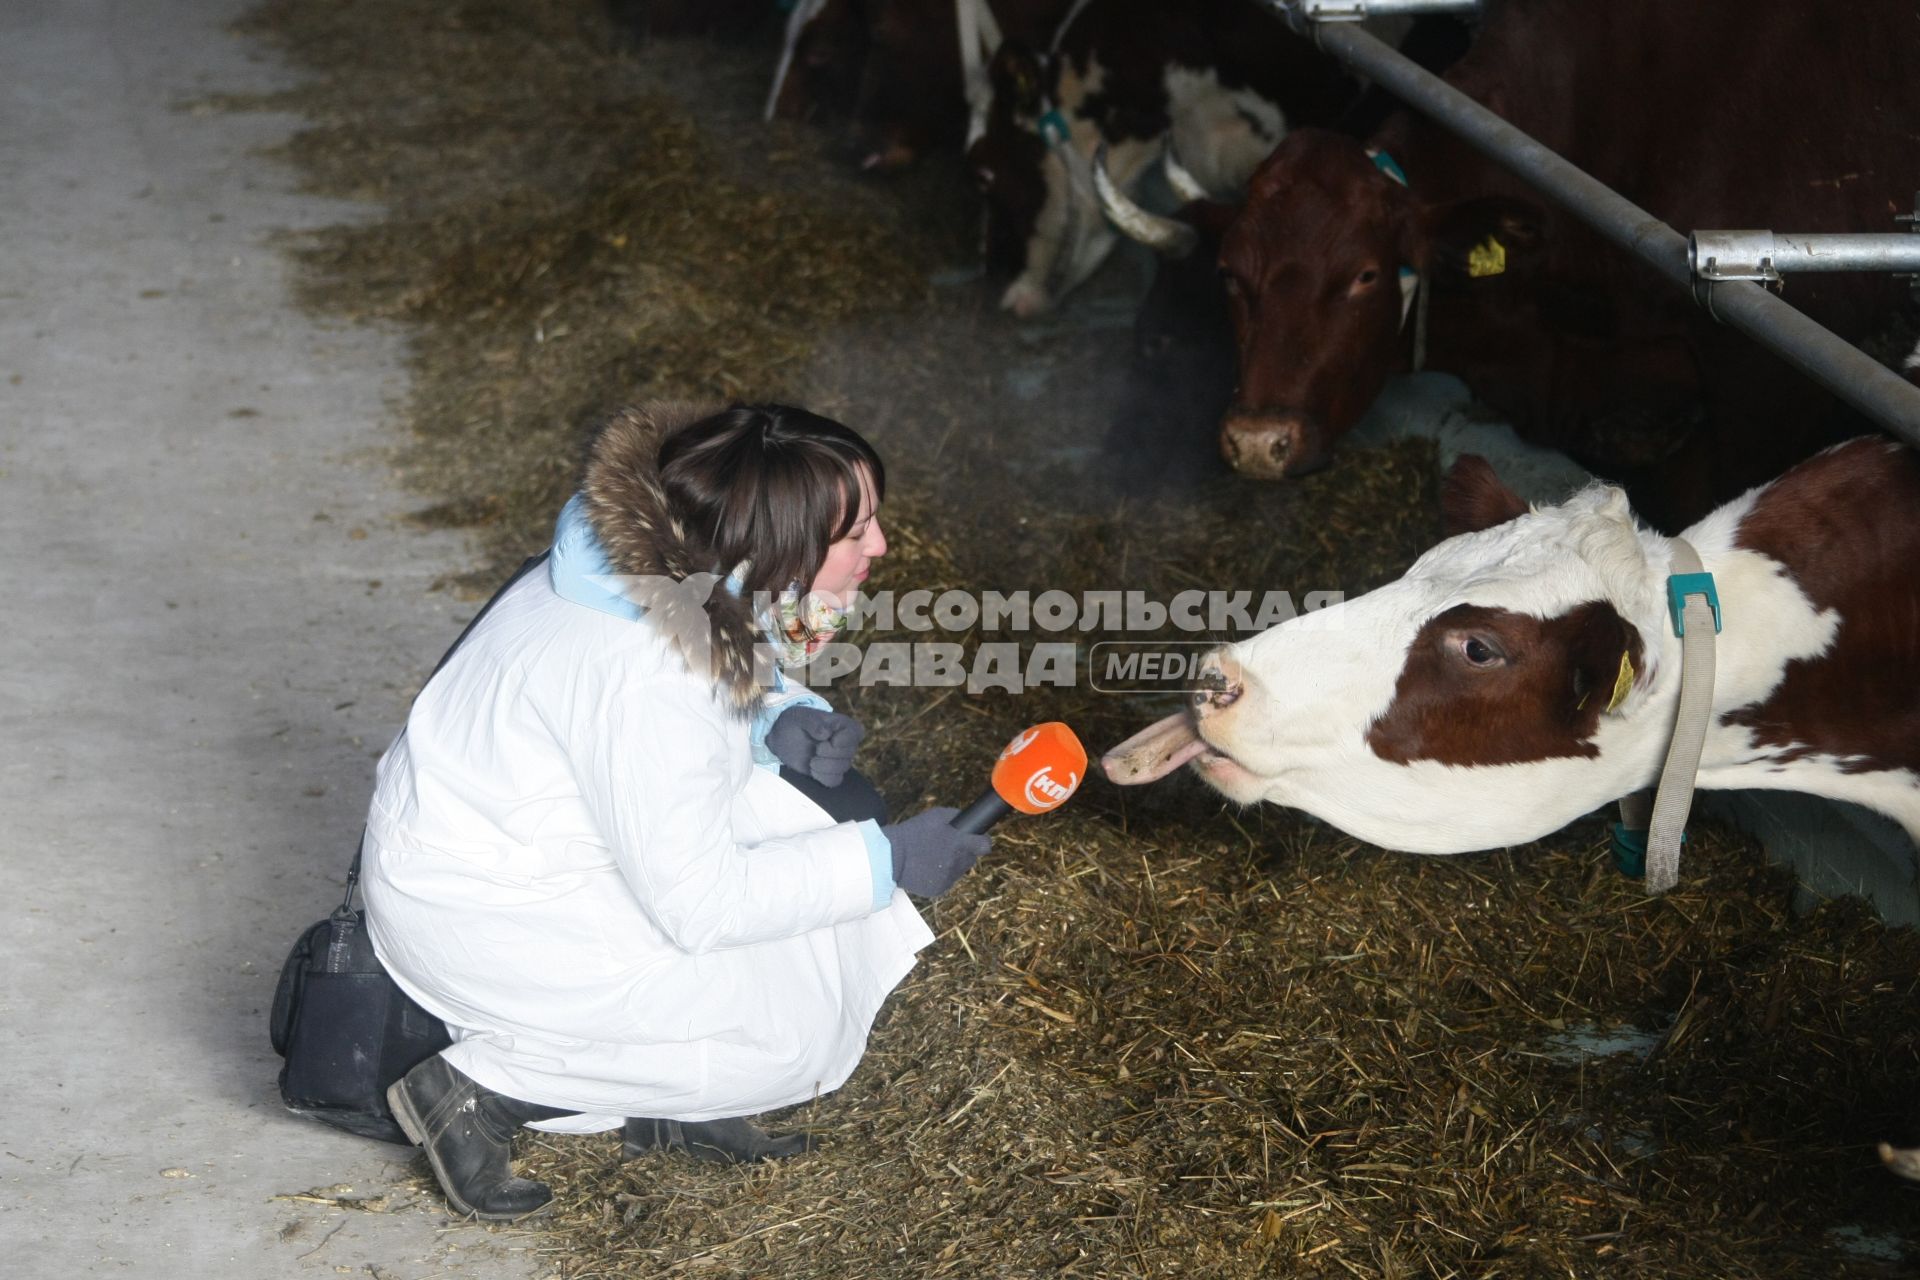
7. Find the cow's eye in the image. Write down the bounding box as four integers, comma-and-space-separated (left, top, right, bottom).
1455, 633, 1506, 667
1356, 268, 1379, 286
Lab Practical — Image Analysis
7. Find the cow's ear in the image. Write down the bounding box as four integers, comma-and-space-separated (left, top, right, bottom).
989, 41, 1047, 116
1560, 601, 1645, 725
1442, 455, 1528, 536
1424, 196, 1548, 285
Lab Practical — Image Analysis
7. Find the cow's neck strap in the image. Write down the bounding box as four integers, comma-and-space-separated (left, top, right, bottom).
1020, 0, 1102, 150
959, 0, 1004, 146
765, 0, 830, 124
1051, 0, 1098, 55
1615, 537, 1722, 894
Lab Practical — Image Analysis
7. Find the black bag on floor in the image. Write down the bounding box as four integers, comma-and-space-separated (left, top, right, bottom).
268, 553, 547, 1142
270, 896, 450, 1144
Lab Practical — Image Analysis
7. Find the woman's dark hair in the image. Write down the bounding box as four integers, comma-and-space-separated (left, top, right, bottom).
658, 403, 885, 596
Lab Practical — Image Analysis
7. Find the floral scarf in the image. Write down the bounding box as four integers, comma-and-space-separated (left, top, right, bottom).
727, 561, 849, 669
768, 584, 848, 668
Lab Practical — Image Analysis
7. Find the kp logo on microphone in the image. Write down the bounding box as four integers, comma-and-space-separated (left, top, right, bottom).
989, 721, 1088, 817
1022, 764, 1077, 812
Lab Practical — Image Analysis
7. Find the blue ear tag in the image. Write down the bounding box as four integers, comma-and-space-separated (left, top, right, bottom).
1038, 109, 1072, 149
1368, 148, 1409, 186
1368, 152, 1417, 295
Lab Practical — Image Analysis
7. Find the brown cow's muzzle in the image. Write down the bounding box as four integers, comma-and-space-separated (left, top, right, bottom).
1219, 410, 1332, 480
855, 138, 919, 173
844, 119, 922, 173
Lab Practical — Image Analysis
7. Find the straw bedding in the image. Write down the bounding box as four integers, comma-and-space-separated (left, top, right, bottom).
223, 1, 1920, 1272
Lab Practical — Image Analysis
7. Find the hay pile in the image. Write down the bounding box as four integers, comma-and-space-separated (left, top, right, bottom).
229, 0, 953, 586
228, 1, 1920, 1273
518, 830, 1920, 1278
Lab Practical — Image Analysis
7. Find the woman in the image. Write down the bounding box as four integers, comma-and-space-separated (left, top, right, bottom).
364, 402, 991, 1219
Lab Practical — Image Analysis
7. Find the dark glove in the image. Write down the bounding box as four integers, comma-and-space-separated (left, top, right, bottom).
883, 808, 991, 900
765, 706, 865, 787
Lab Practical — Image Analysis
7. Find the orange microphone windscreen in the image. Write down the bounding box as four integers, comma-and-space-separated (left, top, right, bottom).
989, 722, 1088, 815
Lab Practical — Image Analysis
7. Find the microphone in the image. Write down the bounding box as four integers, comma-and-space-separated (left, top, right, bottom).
951, 722, 1089, 835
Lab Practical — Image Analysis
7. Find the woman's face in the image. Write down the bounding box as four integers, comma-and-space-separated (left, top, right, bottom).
809, 467, 886, 607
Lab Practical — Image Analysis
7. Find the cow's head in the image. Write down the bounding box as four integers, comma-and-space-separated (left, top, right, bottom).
1217, 129, 1545, 478
969, 43, 1052, 283
845, 0, 974, 170
769, 0, 869, 125
1103, 458, 1670, 852
969, 42, 1078, 314
969, 42, 1156, 316
1097, 150, 1244, 488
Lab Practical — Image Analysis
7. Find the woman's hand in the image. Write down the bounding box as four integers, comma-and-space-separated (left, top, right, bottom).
765, 706, 865, 787
882, 809, 991, 900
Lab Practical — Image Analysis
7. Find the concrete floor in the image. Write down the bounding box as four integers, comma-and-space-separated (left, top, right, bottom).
0, 1, 542, 1274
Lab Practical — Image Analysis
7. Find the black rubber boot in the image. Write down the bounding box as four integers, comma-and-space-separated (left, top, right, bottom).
621, 1116, 811, 1164
386, 1055, 571, 1220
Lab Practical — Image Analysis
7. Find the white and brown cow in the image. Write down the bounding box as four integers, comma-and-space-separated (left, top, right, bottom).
1104, 438, 1920, 857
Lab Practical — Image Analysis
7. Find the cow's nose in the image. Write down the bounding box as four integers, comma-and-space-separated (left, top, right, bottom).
1220, 412, 1313, 480
1192, 652, 1244, 716
843, 123, 918, 173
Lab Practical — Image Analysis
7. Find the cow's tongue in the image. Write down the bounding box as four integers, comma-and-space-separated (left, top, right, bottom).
1101, 712, 1210, 785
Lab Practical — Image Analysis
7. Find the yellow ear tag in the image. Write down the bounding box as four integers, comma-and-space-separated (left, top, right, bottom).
1605, 650, 1635, 713
1467, 235, 1507, 278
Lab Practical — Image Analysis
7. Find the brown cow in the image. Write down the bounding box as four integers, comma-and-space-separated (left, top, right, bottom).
1214, 0, 1920, 531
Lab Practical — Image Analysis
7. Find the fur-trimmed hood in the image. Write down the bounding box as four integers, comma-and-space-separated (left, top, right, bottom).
562, 402, 771, 716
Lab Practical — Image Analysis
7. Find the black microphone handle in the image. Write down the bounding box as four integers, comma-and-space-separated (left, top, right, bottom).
951, 790, 1014, 835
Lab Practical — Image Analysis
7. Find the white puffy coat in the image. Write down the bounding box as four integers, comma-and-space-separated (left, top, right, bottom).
361, 404, 931, 1129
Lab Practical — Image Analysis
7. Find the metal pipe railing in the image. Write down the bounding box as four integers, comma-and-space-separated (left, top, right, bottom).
1270, 4, 1920, 448
1690, 231, 1920, 282
1288, 0, 1481, 17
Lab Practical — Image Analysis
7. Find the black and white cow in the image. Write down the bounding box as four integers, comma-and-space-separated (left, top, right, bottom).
767, 0, 1078, 170
969, 0, 1359, 316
